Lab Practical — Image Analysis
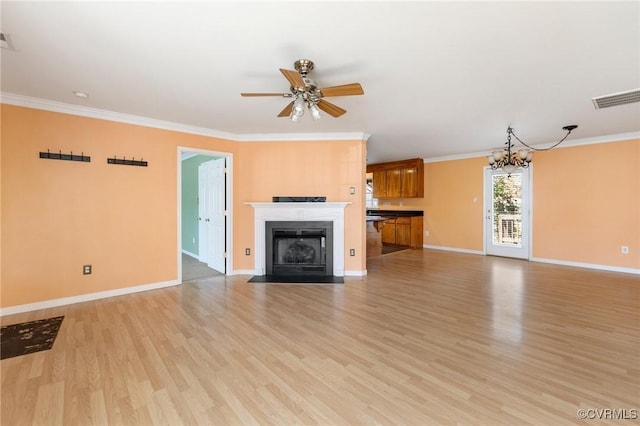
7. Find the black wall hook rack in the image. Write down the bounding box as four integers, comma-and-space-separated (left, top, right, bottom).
40, 150, 91, 162
107, 156, 148, 167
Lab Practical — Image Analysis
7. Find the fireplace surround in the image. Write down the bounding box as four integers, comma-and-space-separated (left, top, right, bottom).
247, 202, 350, 277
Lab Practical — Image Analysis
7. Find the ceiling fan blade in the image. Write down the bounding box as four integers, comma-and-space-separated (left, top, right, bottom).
279, 68, 305, 88
241, 92, 291, 97
277, 101, 294, 117
316, 99, 347, 117
319, 83, 364, 97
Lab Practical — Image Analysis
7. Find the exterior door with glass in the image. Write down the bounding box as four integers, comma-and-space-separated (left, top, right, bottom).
484, 167, 531, 259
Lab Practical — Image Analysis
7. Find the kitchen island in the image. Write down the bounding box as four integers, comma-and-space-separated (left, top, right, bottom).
366, 209, 424, 253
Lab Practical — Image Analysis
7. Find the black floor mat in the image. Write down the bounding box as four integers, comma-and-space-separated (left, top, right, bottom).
1, 316, 64, 360
248, 275, 344, 284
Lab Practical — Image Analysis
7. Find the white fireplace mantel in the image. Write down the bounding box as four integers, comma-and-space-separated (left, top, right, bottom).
247, 202, 351, 276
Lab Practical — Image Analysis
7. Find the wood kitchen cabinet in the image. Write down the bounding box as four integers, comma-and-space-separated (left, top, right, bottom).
380, 218, 397, 244
379, 216, 423, 248
395, 217, 412, 246
367, 158, 424, 198
372, 170, 388, 198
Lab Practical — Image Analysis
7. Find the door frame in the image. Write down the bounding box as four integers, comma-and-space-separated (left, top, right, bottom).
483, 165, 533, 260
177, 147, 233, 281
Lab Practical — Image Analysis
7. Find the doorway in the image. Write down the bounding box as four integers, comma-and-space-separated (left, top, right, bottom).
178, 148, 233, 282
484, 167, 531, 259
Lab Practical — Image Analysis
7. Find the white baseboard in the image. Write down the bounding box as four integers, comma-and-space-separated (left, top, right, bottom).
231, 269, 257, 276
423, 245, 484, 255
0, 279, 180, 317
181, 249, 199, 259
531, 257, 640, 275
345, 270, 367, 277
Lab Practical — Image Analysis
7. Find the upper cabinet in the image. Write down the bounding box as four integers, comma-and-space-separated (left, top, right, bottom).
367, 158, 424, 198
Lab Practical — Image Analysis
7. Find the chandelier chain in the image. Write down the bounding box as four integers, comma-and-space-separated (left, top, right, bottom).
509, 127, 575, 152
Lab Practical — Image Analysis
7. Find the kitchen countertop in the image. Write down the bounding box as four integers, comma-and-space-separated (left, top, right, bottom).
366, 209, 424, 217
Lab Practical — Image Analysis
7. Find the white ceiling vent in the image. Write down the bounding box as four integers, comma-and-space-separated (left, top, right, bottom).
592, 88, 640, 109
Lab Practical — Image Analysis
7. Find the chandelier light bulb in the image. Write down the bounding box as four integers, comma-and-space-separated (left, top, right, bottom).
518, 149, 529, 160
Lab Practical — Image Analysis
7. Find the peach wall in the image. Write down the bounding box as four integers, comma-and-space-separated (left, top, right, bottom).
380, 139, 639, 270
532, 139, 639, 268
233, 140, 367, 273
0, 105, 236, 307
1, 104, 368, 309
400, 157, 486, 251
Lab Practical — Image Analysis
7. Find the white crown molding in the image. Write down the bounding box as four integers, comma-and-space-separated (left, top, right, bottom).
423, 131, 640, 164
1, 92, 370, 143
1, 92, 239, 140
235, 132, 371, 142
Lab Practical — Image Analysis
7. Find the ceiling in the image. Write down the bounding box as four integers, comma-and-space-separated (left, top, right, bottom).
1, 1, 639, 164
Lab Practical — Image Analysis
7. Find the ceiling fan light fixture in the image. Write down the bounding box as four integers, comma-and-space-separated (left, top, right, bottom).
309, 102, 322, 121
291, 96, 305, 119
241, 59, 364, 121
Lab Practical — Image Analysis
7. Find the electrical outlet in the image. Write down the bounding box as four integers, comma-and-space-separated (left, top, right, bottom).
349, 186, 356, 195
245, 248, 251, 255
83, 264, 92, 275
350, 249, 355, 256
621, 246, 629, 254
425, 230, 430, 237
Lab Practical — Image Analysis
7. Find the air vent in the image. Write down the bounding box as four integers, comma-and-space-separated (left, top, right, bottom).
592, 88, 640, 109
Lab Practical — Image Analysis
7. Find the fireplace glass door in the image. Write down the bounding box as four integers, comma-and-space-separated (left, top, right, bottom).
266, 221, 333, 276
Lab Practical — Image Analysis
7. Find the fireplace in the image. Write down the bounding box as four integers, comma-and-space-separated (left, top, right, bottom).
246, 201, 350, 277
266, 221, 333, 276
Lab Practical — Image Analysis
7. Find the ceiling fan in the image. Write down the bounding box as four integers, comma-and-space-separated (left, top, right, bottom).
240, 59, 364, 120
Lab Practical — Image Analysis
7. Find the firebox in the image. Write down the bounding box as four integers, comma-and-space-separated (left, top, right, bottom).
265, 221, 333, 276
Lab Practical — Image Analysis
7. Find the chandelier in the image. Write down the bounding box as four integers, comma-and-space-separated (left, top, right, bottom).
488, 125, 578, 174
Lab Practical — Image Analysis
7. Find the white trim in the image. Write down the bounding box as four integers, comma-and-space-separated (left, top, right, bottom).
1, 92, 369, 143
177, 147, 234, 280
423, 245, 484, 255
181, 249, 199, 259
231, 269, 256, 276
531, 257, 640, 275
235, 132, 370, 142
423, 131, 640, 164
345, 269, 367, 277
0, 280, 179, 317
1, 92, 237, 140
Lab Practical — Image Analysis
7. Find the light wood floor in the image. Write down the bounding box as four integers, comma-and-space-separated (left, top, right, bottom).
182, 253, 222, 282
2, 250, 639, 425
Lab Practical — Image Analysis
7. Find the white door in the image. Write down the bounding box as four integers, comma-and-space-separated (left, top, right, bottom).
198, 158, 226, 272
484, 167, 530, 259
